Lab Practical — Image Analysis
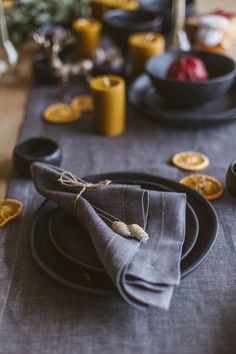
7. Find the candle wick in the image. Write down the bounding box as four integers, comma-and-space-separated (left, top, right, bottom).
103, 76, 110, 87
79, 18, 88, 25
146, 33, 155, 42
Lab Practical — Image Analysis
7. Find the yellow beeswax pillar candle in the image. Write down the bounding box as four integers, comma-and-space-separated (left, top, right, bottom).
128, 32, 165, 76
72, 18, 102, 59
90, 75, 126, 136
90, 0, 139, 20
90, 0, 111, 20
114, 0, 139, 11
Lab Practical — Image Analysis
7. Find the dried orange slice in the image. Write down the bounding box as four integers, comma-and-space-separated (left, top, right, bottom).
71, 95, 93, 113
43, 103, 80, 124
180, 174, 224, 201
172, 151, 209, 171
0, 199, 23, 227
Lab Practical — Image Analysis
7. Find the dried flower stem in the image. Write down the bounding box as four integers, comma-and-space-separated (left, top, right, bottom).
92, 205, 149, 242
58, 171, 149, 242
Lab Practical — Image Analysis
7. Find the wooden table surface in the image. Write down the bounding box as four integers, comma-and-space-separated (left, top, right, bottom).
0, 0, 235, 199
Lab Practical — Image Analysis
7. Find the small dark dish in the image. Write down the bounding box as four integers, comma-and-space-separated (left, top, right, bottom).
226, 160, 236, 198
103, 9, 163, 54
145, 50, 236, 107
13, 137, 62, 178
32, 23, 78, 84
33, 53, 58, 85
140, 0, 196, 33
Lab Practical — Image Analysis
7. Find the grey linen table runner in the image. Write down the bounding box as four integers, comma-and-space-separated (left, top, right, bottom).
32, 162, 186, 310
1, 84, 236, 354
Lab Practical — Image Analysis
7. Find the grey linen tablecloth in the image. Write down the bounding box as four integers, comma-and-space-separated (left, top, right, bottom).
31, 162, 186, 310
0, 84, 236, 354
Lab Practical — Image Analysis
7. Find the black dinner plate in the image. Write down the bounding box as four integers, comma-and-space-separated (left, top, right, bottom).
31, 200, 115, 294
30, 172, 218, 293
128, 74, 236, 128
86, 173, 218, 276
48, 181, 199, 272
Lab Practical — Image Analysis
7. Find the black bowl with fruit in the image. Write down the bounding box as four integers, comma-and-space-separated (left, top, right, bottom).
145, 50, 236, 107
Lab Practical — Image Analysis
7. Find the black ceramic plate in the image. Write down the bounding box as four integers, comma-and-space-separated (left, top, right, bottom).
129, 74, 236, 128
86, 173, 218, 276
30, 173, 218, 293
31, 200, 115, 294
48, 208, 104, 272
48, 181, 199, 271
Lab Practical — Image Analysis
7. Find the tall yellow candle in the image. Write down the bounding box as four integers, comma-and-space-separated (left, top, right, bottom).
72, 18, 102, 59
128, 32, 165, 76
91, 0, 139, 20
90, 75, 126, 136
115, 0, 139, 10
90, 0, 110, 20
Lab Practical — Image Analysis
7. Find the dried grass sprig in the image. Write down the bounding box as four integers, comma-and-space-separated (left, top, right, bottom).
58, 171, 149, 242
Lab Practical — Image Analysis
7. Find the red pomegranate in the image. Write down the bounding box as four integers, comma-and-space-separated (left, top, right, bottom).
166, 56, 209, 81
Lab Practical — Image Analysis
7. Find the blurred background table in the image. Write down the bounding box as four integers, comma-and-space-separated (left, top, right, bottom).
0, 0, 235, 199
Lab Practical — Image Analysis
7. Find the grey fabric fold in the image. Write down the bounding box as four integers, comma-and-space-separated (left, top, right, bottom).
31, 162, 186, 310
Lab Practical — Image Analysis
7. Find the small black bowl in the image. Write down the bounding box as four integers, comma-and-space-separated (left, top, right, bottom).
33, 53, 58, 85
140, 0, 196, 33
103, 9, 163, 54
145, 50, 236, 107
226, 160, 236, 198
13, 137, 62, 178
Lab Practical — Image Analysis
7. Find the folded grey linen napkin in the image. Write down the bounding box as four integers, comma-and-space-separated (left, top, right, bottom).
31, 162, 186, 310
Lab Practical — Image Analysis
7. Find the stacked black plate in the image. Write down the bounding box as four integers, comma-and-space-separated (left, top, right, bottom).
129, 75, 236, 128
31, 172, 218, 294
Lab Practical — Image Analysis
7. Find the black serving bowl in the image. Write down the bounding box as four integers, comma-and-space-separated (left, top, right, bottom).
103, 9, 163, 54
145, 50, 236, 107
226, 160, 236, 198
13, 137, 62, 178
140, 0, 196, 33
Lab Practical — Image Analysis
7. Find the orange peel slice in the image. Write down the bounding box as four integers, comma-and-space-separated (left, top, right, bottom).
180, 174, 224, 201
43, 103, 80, 124
172, 151, 210, 171
71, 95, 93, 113
0, 199, 23, 227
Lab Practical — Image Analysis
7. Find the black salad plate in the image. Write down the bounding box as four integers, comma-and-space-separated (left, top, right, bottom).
129, 74, 236, 128
30, 172, 218, 293
48, 207, 105, 272
48, 181, 199, 272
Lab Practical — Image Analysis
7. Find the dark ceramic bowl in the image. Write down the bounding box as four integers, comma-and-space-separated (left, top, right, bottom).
33, 41, 78, 85
13, 137, 62, 178
226, 160, 236, 198
103, 9, 163, 54
140, 0, 196, 33
145, 50, 236, 107
33, 23, 78, 84
33, 53, 58, 85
